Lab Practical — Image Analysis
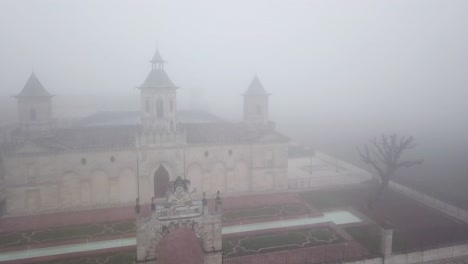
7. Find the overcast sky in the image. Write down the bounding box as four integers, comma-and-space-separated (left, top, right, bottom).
1, 0, 467, 132
1, 0, 468, 193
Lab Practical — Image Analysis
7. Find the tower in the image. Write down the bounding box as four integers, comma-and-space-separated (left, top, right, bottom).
243, 75, 271, 127
137, 49, 184, 146
14, 73, 54, 135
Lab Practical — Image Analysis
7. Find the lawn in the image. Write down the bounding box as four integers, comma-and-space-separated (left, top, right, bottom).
223, 226, 344, 257
299, 185, 468, 253
343, 224, 381, 255
0, 221, 135, 248
223, 204, 307, 222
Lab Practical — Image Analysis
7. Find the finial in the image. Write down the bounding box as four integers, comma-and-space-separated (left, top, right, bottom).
215, 190, 222, 213
135, 197, 141, 214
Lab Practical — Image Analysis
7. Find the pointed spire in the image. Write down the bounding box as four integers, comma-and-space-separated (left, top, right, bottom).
243, 75, 270, 96
15, 72, 52, 97
151, 48, 164, 63
139, 49, 177, 89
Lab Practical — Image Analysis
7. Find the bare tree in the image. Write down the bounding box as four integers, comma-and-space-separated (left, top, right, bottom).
358, 134, 423, 208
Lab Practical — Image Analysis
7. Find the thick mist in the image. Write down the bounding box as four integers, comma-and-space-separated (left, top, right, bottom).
1, 0, 468, 201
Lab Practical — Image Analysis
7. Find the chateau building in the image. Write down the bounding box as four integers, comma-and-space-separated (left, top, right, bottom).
0, 50, 290, 216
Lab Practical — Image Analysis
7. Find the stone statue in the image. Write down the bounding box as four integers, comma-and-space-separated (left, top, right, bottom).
167, 176, 192, 208
215, 190, 222, 213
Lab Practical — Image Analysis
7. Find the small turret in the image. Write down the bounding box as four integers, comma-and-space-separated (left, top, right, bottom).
14, 72, 54, 135
243, 75, 271, 127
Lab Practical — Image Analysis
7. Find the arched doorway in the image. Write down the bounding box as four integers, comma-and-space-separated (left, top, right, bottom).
155, 229, 204, 264
154, 165, 170, 198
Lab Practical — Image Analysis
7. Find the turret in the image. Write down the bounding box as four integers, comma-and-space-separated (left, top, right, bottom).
14, 73, 54, 135
137, 49, 184, 146
243, 75, 271, 127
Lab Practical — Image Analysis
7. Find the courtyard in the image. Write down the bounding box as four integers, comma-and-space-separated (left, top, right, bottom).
1, 183, 468, 263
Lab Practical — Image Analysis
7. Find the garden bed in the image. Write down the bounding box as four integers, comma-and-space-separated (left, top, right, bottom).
223, 226, 344, 258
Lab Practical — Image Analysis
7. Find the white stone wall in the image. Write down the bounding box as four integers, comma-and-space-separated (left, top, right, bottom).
3, 141, 288, 215
140, 89, 177, 132
4, 149, 138, 214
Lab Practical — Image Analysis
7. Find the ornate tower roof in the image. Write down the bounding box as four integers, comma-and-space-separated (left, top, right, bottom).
243, 75, 270, 96
15, 73, 53, 98
138, 49, 177, 90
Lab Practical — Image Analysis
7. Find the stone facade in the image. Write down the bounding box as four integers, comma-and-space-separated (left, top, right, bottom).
3, 140, 288, 214
0, 50, 290, 216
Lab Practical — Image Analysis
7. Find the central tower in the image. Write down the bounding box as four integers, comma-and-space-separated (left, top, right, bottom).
137, 49, 184, 146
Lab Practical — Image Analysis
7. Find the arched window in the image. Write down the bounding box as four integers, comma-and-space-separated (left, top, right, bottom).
30, 108, 37, 121
156, 99, 164, 119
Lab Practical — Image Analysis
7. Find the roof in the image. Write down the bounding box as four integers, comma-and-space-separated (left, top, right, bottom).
16, 73, 52, 97
77, 110, 224, 127
6, 125, 136, 153
183, 123, 290, 145
78, 111, 140, 127
243, 75, 270, 96
139, 69, 177, 89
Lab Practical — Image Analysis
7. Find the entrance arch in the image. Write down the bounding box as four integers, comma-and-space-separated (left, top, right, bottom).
154, 165, 170, 198
155, 228, 204, 264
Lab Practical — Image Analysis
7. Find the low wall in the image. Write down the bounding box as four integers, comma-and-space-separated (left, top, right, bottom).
344, 242, 468, 264
389, 182, 468, 223
384, 242, 468, 264
345, 259, 382, 264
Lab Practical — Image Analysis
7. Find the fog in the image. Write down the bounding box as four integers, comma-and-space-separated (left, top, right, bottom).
1, 0, 468, 200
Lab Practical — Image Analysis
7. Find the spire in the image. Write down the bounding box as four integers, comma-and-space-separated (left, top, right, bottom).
150, 48, 165, 70
151, 48, 164, 63
243, 75, 270, 96
15, 72, 53, 98
139, 49, 177, 90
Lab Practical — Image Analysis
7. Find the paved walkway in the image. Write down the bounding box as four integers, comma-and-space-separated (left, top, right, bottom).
222, 210, 361, 235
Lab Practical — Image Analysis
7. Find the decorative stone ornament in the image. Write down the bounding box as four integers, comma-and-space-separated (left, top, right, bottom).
135, 177, 223, 264
135, 198, 141, 214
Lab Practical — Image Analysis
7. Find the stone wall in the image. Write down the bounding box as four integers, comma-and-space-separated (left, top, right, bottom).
3, 142, 288, 215
388, 181, 468, 223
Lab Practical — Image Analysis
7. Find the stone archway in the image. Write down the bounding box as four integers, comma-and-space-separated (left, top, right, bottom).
156, 228, 204, 264
154, 165, 170, 198
136, 178, 223, 264
145, 219, 206, 263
